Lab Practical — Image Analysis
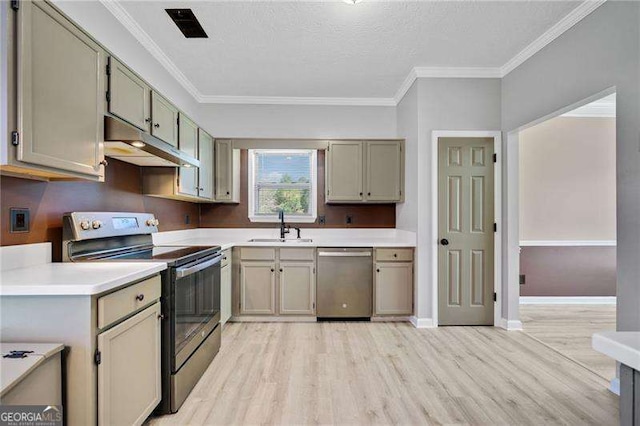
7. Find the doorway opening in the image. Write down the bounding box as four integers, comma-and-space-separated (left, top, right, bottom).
516, 93, 617, 385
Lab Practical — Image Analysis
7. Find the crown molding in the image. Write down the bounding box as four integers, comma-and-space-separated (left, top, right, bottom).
98, 0, 203, 102
500, 0, 607, 76
198, 95, 396, 107
101, 0, 607, 107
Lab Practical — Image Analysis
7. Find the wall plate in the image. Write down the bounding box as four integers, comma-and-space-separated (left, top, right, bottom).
10, 208, 30, 233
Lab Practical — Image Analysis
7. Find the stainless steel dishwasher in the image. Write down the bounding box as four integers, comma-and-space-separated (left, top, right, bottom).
316, 248, 373, 319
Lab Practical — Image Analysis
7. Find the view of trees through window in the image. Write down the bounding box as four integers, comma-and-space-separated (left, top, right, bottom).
250, 150, 316, 219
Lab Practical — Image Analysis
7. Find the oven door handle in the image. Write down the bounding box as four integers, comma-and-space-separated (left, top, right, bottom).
175, 254, 223, 279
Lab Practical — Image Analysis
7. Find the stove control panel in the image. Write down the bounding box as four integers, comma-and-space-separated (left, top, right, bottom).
63, 212, 159, 241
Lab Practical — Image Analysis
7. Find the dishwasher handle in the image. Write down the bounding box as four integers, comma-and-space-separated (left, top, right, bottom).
318, 251, 372, 257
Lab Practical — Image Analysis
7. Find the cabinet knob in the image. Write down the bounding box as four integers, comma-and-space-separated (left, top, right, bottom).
135, 294, 145, 302
158, 313, 165, 320
226, 191, 230, 195
393, 253, 398, 258
368, 192, 371, 196
359, 192, 363, 196
99, 159, 108, 167
376, 269, 380, 273
279, 268, 283, 272
154, 123, 160, 128
199, 187, 204, 191
440, 239, 450, 246
145, 118, 151, 123
270, 268, 275, 272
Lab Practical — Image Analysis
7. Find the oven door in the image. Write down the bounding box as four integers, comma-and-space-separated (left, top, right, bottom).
172, 253, 222, 371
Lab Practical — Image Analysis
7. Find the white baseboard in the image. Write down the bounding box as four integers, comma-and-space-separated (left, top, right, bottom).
497, 318, 523, 330
409, 316, 435, 328
520, 296, 616, 305
230, 316, 317, 322
609, 377, 620, 395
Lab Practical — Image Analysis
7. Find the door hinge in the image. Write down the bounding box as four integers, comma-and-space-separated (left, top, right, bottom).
493, 153, 497, 163
11, 0, 19, 11
493, 292, 497, 302
106, 63, 110, 76
106, 91, 111, 102
94, 350, 101, 365
11, 131, 19, 146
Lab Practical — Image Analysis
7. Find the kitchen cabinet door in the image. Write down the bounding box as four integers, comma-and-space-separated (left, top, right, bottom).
177, 114, 198, 197
240, 262, 276, 315
325, 141, 364, 202
198, 129, 214, 200
221, 263, 232, 325
366, 141, 402, 202
15, 0, 105, 178
279, 262, 316, 315
97, 302, 161, 426
215, 139, 240, 202
108, 57, 150, 131
374, 263, 413, 315
150, 91, 179, 147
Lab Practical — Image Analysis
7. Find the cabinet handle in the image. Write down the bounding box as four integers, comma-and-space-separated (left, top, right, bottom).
99, 159, 108, 167
199, 187, 204, 191
135, 294, 145, 302
154, 123, 160, 128
145, 118, 151, 123
223, 256, 227, 261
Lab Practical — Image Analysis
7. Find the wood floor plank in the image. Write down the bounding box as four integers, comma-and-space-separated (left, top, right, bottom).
150, 322, 617, 425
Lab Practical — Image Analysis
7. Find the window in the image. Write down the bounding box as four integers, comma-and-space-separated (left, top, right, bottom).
248, 149, 317, 223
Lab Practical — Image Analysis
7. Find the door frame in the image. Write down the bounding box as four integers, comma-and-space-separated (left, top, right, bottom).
431, 130, 502, 327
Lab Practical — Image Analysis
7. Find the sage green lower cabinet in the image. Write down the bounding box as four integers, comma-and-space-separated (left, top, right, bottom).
240, 262, 277, 315
374, 249, 414, 316
97, 302, 161, 426
279, 262, 316, 315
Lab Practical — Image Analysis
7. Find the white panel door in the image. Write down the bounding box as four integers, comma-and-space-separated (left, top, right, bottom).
438, 137, 494, 326
97, 302, 161, 426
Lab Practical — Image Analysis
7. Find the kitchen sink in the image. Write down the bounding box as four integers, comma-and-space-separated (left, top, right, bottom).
248, 238, 313, 243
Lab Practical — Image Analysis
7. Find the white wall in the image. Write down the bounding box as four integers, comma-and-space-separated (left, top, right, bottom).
502, 1, 640, 331
396, 82, 419, 233
195, 103, 396, 139
519, 116, 616, 242
411, 78, 502, 321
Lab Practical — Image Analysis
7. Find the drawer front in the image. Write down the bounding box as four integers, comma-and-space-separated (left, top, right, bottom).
98, 275, 161, 329
221, 249, 231, 268
240, 247, 276, 261
375, 248, 413, 262
279, 248, 315, 261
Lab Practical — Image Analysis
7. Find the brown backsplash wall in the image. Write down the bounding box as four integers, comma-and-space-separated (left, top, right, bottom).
1, 159, 199, 260
200, 150, 396, 228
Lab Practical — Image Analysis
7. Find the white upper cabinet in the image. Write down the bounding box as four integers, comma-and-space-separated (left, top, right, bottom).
198, 129, 215, 200
150, 91, 179, 147
107, 57, 150, 132
13, 0, 105, 179
325, 141, 364, 202
215, 139, 240, 203
325, 140, 404, 203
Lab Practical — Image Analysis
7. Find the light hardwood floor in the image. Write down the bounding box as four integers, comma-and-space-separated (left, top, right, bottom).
150, 322, 617, 425
520, 304, 617, 381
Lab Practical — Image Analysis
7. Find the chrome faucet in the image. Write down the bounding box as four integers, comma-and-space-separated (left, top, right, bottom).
278, 210, 290, 239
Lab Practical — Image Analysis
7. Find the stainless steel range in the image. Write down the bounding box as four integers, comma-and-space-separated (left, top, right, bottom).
62, 212, 222, 414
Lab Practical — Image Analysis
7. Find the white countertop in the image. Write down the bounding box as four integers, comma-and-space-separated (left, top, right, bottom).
153, 228, 417, 250
593, 331, 640, 371
1, 342, 64, 396
0, 262, 166, 296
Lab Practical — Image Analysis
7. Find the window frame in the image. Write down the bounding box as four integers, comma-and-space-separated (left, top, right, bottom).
247, 149, 318, 223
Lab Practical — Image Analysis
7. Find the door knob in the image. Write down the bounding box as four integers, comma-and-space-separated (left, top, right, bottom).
440, 239, 449, 246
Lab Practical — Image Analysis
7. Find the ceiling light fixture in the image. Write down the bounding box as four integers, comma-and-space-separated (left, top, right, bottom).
342, 0, 363, 4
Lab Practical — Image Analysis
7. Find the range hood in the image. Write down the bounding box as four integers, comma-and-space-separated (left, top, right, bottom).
104, 116, 200, 168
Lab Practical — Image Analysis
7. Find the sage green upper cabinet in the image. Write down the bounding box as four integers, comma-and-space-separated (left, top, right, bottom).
107, 57, 150, 131
14, 0, 105, 179
325, 140, 404, 203
177, 113, 198, 198
215, 139, 240, 203
325, 141, 363, 202
365, 141, 403, 202
198, 129, 214, 200
150, 91, 179, 147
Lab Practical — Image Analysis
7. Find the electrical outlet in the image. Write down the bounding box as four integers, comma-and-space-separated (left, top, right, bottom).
10, 208, 30, 233
185, 214, 190, 225
318, 215, 326, 225
346, 215, 353, 225
520, 274, 526, 285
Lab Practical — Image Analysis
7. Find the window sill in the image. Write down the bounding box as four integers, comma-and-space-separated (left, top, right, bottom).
249, 216, 317, 224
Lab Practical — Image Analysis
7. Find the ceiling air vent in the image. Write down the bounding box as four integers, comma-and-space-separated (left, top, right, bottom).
165, 9, 208, 38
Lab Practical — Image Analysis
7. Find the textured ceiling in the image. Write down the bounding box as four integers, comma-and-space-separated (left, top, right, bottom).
118, 1, 581, 98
